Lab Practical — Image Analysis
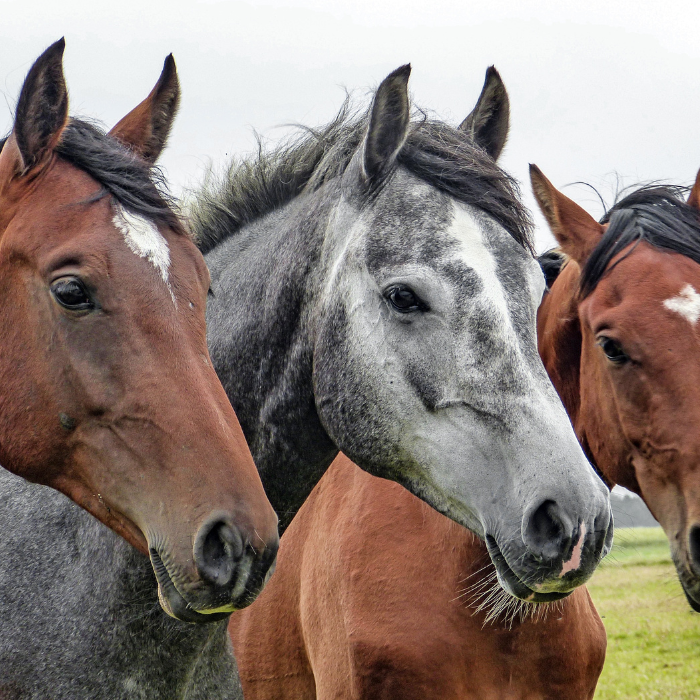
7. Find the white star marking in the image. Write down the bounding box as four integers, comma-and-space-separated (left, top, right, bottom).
112, 203, 176, 304
663, 284, 700, 325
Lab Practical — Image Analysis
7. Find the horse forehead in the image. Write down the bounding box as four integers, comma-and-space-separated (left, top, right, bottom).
361, 177, 452, 265
445, 202, 539, 300
365, 179, 512, 261
586, 245, 700, 321
112, 204, 176, 304
375, 173, 452, 227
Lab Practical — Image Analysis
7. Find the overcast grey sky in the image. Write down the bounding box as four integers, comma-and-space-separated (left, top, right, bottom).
1, 0, 699, 250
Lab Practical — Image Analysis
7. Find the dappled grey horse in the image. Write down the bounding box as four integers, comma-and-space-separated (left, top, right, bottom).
198, 65, 612, 600
0, 66, 611, 698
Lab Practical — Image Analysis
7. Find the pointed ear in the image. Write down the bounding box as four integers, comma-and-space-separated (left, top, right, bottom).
109, 54, 180, 164
688, 168, 700, 210
362, 64, 411, 183
530, 164, 604, 265
459, 66, 509, 160
13, 38, 68, 172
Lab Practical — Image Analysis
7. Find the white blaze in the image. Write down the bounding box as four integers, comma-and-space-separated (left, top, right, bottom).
663, 284, 700, 325
112, 204, 176, 304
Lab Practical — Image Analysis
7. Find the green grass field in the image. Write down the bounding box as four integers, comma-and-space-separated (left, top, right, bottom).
588, 528, 700, 699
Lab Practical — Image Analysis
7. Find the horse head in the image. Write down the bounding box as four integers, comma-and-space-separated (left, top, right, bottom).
533, 164, 700, 610
0, 40, 278, 622
310, 66, 612, 602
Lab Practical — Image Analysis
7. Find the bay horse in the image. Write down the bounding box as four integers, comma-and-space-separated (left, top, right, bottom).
0, 41, 277, 699
533, 164, 700, 611
223, 69, 607, 700
230, 456, 606, 700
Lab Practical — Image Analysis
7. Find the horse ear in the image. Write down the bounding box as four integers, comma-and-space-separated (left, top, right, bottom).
459, 66, 509, 160
362, 64, 411, 183
530, 164, 604, 265
109, 54, 180, 164
12, 38, 68, 172
688, 168, 700, 210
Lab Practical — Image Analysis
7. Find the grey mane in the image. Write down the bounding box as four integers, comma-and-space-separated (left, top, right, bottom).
191, 99, 533, 255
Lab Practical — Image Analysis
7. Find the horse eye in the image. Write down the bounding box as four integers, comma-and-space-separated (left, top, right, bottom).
598, 336, 628, 365
51, 277, 94, 313
386, 285, 424, 313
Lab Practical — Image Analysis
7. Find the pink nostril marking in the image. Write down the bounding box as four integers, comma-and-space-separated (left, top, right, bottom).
561, 523, 586, 575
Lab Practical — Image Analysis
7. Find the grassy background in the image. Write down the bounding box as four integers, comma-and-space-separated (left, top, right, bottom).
589, 528, 700, 699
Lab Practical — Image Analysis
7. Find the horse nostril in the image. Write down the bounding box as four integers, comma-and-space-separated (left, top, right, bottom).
523, 499, 570, 562
194, 518, 243, 587
688, 524, 700, 573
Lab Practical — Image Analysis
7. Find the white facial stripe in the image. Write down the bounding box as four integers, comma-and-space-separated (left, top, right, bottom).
112, 204, 176, 304
446, 202, 514, 332
663, 284, 700, 325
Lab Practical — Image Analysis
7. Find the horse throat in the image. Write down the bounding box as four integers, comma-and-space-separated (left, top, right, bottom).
204, 197, 339, 532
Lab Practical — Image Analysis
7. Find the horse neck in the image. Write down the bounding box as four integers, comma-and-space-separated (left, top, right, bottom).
204, 193, 339, 532
537, 262, 584, 425
538, 261, 637, 492
0, 468, 241, 699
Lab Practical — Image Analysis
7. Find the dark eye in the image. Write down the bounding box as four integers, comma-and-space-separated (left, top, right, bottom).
386, 285, 424, 313
51, 277, 94, 313
598, 336, 628, 365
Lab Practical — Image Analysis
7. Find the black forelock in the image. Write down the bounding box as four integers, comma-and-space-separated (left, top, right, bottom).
580, 185, 700, 298
54, 119, 182, 231
190, 99, 533, 255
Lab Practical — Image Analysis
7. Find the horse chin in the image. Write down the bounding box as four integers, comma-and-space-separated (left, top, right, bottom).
150, 548, 233, 624
677, 570, 700, 613
669, 549, 700, 613
681, 586, 700, 613
156, 583, 232, 624
486, 535, 573, 604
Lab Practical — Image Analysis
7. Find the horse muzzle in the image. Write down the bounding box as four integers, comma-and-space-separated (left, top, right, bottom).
486, 499, 613, 602
149, 518, 279, 623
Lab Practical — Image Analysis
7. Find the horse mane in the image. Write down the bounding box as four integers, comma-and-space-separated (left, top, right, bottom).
190, 99, 533, 255
580, 185, 699, 298
537, 248, 568, 289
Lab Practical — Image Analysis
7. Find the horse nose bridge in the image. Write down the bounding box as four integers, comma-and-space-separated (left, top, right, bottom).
508, 397, 605, 496
108, 377, 278, 548
505, 384, 580, 448
133, 369, 250, 466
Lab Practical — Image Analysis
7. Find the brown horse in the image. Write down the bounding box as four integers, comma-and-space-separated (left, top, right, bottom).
230, 454, 606, 700
0, 40, 277, 622
533, 164, 700, 611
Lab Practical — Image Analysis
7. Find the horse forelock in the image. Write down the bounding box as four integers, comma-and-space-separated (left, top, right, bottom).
580, 185, 700, 298
54, 118, 184, 235
190, 98, 533, 255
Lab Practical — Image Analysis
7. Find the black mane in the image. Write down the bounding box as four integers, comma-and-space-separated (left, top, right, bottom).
580, 185, 700, 297
191, 100, 533, 255
538, 248, 567, 289
55, 119, 181, 231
